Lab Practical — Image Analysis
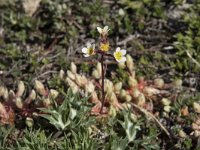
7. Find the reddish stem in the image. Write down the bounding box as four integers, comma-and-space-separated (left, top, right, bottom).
100, 54, 105, 114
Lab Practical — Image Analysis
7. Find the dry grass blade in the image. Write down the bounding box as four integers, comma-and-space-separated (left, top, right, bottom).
131, 103, 171, 137
186, 50, 200, 68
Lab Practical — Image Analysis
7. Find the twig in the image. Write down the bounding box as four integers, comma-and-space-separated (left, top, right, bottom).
186, 50, 200, 68
131, 103, 171, 137
117, 34, 139, 45
32, 70, 58, 82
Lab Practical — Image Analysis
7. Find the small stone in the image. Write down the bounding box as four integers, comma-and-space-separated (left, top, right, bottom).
179, 130, 187, 138
194, 130, 200, 138
193, 102, 200, 113
154, 78, 164, 88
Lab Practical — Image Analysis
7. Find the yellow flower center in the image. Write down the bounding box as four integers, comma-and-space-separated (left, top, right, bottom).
87, 47, 94, 55
100, 42, 109, 52
114, 51, 122, 60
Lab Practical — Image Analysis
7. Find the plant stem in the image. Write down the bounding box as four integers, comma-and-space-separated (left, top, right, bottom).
100, 54, 105, 114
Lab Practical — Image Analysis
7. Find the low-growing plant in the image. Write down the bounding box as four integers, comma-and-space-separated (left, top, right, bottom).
15, 129, 55, 150
39, 89, 95, 131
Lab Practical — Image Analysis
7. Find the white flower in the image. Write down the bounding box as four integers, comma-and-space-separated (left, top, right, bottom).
114, 47, 126, 62
82, 43, 95, 57
97, 26, 109, 36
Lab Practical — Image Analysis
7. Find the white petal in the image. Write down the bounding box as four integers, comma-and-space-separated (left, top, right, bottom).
120, 57, 126, 62
87, 43, 92, 48
103, 26, 109, 32
116, 47, 120, 52
82, 48, 88, 53
92, 44, 95, 49
84, 54, 90, 57
121, 49, 126, 55
97, 27, 102, 33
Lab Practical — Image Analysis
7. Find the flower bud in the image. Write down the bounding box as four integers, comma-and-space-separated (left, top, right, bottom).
154, 78, 164, 88
192, 123, 200, 130
109, 92, 118, 103
32, 112, 39, 117
118, 62, 126, 69
119, 89, 127, 99
128, 76, 138, 88
194, 130, 200, 137
35, 80, 46, 96
130, 113, 137, 122
59, 70, 65, 79
75, 74, 87, 87
85, 81, 95, 94
138, 76, 145, 83
67, 70, 76, 80
196, 118, 200, 125
109, 105, 117, 117
43, 98, 51, 107
3, 87, 8, 100
104, 79, 114, 96
132, 88, 141, 98
29, 90, 36, 100
96, 62, 102, 75
162, 112, 168, 117
0, 86, 5, 97
92, 69, 101, 79
88, 127, 93, 135
161, 98, 171, 106
66, 77, 79, 94
110, 92, 121, 109
15, 97, 23, 109
71, 86, 79, 94
193, 102, 200, 113
126, 54, 134, 72
135, 93, 145, 106
70, 62, 77, 74
25, 90, 36, 104
164, 106, 171, 113
49, 89, 59, 99
16, 81, 25, 97
122, 103, 131, 110
125, 94, 132, 102
25, 117, 34, 128
143, 87, 160, 97
114, 82, 122, 92
90, 91, 99, 104
66, 77, 75, 87
119, 8, 125, 16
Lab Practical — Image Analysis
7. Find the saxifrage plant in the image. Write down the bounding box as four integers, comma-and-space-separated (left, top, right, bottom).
82, 26, 127, 113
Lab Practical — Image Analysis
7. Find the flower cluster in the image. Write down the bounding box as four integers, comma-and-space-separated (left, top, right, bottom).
81, 25, 128, 113
82, 26, 127, 62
